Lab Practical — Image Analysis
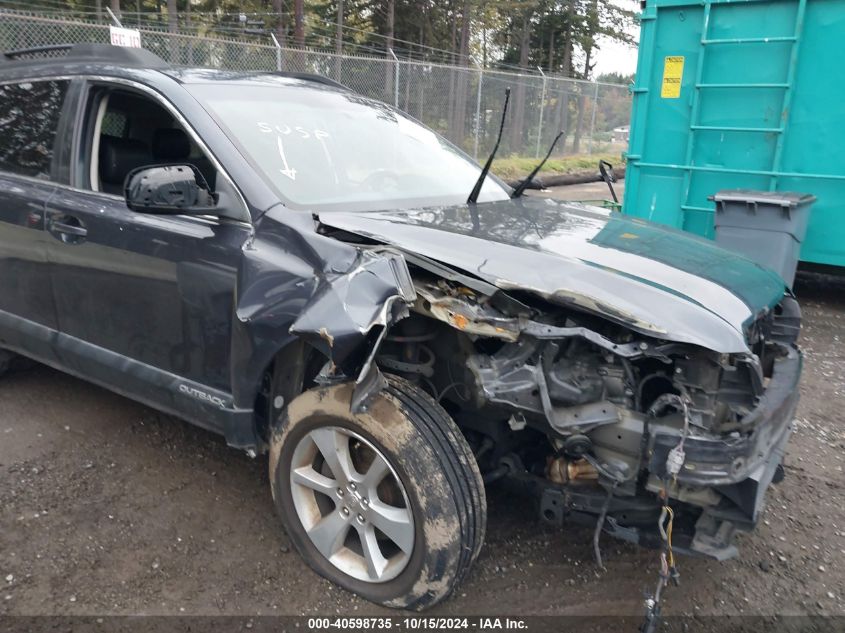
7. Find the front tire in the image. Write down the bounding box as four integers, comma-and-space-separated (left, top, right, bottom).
269, 376, 486, 610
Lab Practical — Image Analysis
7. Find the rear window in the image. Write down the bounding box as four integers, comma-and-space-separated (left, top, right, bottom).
0, 79, 69, 179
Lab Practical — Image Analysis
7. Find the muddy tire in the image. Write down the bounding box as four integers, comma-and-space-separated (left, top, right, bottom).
269, 375, 486, 610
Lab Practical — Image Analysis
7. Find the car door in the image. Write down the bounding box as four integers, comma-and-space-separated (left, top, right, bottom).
0, 78, 71, 360
44, 80, 252, 430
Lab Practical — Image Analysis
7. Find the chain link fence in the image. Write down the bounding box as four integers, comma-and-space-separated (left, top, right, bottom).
0, 11, 631, 161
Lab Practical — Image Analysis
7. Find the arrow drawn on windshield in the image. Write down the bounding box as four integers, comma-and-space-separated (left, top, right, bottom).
276, 135, 297, 181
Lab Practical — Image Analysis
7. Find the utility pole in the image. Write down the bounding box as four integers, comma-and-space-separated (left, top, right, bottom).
335, 0, 344, 55
186, 0, 194, 65
294, 0, 304, 48
453, 0, 472, 140
386, 0, 395, 53
166, 0, 177, 33
509, 10, 531, 152
335, 0, 344, 80
273, 0, 286, 47
384, 0, 395, 101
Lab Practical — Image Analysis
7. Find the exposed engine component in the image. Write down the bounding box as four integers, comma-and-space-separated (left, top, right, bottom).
546, 456, 598, 484
466, 337, 631, 433
561, 433, 592, 457
368, 273, 800, 568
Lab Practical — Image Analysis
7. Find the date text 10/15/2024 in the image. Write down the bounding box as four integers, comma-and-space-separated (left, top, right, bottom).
307, 617, 528, 630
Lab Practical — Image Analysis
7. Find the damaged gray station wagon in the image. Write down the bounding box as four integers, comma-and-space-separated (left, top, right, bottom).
0, 44, 801, 609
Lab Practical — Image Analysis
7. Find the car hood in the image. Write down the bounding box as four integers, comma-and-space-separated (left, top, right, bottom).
316, 197, 786, 353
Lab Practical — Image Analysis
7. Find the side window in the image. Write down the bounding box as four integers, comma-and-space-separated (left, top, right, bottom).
87, 88, 217, 195
0, 80, 69, 179
100, 109, 128, 138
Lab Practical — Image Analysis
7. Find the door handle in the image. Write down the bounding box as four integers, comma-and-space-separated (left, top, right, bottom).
47, 215, 88, 243
51, 221, 88, 237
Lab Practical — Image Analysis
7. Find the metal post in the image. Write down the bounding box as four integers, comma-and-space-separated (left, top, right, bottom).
473, 68, 484, 160
388, 48, 400, 108
395, 62, 400, 109
535, 66, 547, 158
105, 7, 123, 27
271, 32, 283, 71
588, 80, 599, 154
334, 0, 344, 81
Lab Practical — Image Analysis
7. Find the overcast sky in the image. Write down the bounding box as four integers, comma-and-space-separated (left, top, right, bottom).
592, 0, 640, 78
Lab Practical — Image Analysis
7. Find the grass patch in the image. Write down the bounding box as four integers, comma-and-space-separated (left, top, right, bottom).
491, 153, 625, 181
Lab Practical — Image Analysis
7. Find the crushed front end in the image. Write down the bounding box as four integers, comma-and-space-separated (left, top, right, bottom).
376, 273, 802, 560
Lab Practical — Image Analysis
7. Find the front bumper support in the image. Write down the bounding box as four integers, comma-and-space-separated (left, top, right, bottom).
650, 344, 800, 525
498, 343, 802, 560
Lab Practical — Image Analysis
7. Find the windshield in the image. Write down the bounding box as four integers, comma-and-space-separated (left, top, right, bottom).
188, 82, 510, 211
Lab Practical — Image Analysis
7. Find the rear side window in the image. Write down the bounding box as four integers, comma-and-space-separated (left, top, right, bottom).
101, 109, 127, 138
0, 80, 69, 179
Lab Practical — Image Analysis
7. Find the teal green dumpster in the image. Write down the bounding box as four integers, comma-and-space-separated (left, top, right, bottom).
623, 0, 845, 269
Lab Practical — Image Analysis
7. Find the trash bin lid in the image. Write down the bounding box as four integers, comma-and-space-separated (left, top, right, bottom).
709, 190, 816, 208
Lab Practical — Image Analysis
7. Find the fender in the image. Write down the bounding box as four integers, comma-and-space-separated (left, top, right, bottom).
289, 248, 416, 411
230, 208, 416, 432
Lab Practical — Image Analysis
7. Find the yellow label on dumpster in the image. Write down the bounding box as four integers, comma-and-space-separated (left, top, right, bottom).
660, 56, 684, 98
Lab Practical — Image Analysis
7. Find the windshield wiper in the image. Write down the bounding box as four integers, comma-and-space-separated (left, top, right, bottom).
467, 87, 510, 205
511, 131, 565, 198
599, 159, 619, 203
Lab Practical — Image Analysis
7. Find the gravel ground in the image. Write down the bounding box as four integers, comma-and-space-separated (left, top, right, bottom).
0, 271, 842, 623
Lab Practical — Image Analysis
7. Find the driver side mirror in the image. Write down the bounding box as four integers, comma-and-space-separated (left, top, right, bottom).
124, 164, 217, 215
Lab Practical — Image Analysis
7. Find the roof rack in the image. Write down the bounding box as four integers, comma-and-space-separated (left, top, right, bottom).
1, 43, 349, 91
270, 71, 349, 91
2, 44, 74, 61
1, 43, 170, 68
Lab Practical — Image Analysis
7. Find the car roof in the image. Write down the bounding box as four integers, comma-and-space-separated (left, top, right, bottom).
0, 43, 348, 91
159, 66, 347, 90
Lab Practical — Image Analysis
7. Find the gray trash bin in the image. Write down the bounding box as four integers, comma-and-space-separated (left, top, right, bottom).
709, 190, 815, 287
